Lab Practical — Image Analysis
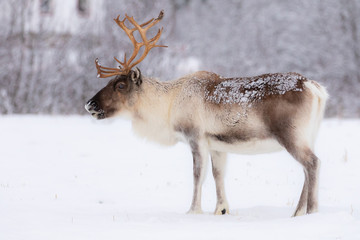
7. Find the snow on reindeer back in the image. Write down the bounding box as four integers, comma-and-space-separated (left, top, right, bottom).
205, 72, 306, 105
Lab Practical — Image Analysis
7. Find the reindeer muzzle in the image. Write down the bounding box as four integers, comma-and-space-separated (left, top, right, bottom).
85, 100, 105, 119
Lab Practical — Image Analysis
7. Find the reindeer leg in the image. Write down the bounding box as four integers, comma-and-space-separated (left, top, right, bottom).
284, 145, 320, 217
274, 124, 320, 217
289, 147, 320, 216
211, 151, 229, 215
187, 140, 209, 214
293, 169, 309, 216
305, 150, 320, 214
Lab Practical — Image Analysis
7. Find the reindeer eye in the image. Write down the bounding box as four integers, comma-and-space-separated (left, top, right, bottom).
117, 82, 126, 90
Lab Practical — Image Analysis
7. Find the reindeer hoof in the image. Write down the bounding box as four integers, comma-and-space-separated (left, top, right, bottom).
214, 202, 229, 215
292, 208, 307, 217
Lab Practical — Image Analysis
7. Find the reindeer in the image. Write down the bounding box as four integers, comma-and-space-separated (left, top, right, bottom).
85, 11, 328, 216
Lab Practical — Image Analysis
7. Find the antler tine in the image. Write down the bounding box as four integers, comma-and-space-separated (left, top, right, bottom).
135, 10, 164, 29
95, 58, 125, 78
144, 10, 164, 31
140, 18, 155, 28
149, 27, 166, 46
114, 55, 126, 66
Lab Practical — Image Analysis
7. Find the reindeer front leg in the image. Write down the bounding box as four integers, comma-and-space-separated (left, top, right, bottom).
211, 151, 229, 215
187, 139, 209, 214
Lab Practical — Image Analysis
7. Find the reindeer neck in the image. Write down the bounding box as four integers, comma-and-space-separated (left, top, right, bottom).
130, 77, 180, 145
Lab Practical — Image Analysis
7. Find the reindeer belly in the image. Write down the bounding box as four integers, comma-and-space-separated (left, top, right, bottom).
207, 136, 284, 155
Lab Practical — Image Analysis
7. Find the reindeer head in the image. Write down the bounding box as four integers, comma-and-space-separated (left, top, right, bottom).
85, 11, 166, 119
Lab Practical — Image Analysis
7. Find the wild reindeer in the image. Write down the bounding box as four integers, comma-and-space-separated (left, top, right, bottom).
85, 11, 328, 216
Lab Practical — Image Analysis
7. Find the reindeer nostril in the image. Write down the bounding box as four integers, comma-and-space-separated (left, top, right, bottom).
92, 102, 100, 111
85, 100, 100, 112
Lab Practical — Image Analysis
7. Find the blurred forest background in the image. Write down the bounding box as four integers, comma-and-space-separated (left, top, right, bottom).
0, 0, 359, 117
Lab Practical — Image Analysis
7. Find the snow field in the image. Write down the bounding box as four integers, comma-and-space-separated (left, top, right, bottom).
0, 116, 359, 239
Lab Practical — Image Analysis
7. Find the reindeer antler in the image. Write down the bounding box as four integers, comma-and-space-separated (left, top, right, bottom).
95, 10, 167, 78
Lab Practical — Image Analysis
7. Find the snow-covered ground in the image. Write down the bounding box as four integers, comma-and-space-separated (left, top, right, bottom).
0, 116, 359, 240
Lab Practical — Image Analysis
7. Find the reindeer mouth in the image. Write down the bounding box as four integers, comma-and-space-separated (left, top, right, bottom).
91, 111, 106, 120
85, 101, 106, 120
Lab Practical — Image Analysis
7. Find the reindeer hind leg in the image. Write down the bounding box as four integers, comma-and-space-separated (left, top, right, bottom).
274, 129, 320, 217
289, 145, 320, 216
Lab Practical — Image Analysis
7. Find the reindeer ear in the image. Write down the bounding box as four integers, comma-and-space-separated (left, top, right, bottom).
130, 67, 142, 86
